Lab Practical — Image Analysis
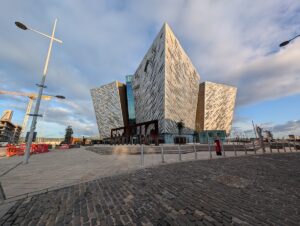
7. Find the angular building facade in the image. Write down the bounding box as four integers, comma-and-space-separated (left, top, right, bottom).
196, 82, 237, 135
132, 23, 200, 142
90, 81, 128, 139
91, 23, 237, 143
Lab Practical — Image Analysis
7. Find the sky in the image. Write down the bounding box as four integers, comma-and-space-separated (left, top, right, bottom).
0, 0, 300, 138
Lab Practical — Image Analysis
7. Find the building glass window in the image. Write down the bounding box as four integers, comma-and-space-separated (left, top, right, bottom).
126, 75, 136, 125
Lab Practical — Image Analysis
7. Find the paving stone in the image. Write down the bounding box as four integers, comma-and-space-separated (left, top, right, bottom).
1, 153, 300, 225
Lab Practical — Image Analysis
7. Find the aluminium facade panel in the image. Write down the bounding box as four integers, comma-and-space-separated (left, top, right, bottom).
196, 82, 237, 135
131, 24, 166, 133
164, 24, 200, 134
90, 81, 126, 139
132, 23, 200, 134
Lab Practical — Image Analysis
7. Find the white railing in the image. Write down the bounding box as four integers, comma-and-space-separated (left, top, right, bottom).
137, 140, 299, 167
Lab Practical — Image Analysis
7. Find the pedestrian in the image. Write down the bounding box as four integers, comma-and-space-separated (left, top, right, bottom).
215, 137, 222, 156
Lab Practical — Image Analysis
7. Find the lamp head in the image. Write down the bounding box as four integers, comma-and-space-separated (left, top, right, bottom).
279, 40, 290, 47
55, 95, 66, 99
15, 22, 28, 30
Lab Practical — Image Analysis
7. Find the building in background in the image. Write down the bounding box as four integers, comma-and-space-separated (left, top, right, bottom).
91, 23, 237, 144
90, 81, 128, 139
1, 110, 13, 121
12, 125, 22, 144
288, 135, 300, 141
0, 120, 15, 143
0, 110, 22, 143
132, 23, 200, 143
198, 130, 227, 144
196, 82, 237, 138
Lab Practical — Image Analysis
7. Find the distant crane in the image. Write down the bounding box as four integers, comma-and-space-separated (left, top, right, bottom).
0, 90, 64, 137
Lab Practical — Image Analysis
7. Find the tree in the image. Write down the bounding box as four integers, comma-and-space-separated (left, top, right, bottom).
64, 126, 73, 144
176, 120, 185, 135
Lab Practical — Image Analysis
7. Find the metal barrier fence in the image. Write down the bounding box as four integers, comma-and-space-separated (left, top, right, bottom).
138, 140, 299, 167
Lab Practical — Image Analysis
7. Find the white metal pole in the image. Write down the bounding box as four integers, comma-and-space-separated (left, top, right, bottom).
161, 144, 164, 163
233, 141, 236, 156
141, 144, 144, 166
24, 19, 58, 164
252, 140, 256, 155
208, 140, 212, 159
178, 144, 181, 161
28, 27, 62, 43
21, 98, 34, 138
220, 139, 225, 157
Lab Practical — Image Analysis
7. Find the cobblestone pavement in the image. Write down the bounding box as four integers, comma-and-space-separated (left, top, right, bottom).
0, 145, 260, 199
1, 153, 300, 226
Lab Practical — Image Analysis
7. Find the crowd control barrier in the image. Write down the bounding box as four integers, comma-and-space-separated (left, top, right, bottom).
6, 144, 49, 157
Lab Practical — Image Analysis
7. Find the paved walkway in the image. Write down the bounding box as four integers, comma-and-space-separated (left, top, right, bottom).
0, 147, 140, 199
0, 144, 297, 199
0, 152, 299, 225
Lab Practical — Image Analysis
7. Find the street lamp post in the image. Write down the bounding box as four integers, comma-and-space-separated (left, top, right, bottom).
15, 19, 63, 164
279, 34, 300, 47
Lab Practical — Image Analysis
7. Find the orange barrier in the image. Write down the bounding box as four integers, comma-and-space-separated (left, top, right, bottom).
16, 147, 24, 156
6, 145, 17, 157
15, 143, 26, 156
34, 144, 49, 153
6, 144, 49, 157
31, 144, 38, 154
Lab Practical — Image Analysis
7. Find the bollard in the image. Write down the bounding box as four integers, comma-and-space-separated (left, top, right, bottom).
276, 141, 279, 153
161, 144, 165, 163
194, 143, 197, 159
220, 139, 225, 157
178, 144, 182, 161
252, 140, 256, 155
269, 141, 272, 153
288, 142, 292, 152
141, 144, 144, 167
233, 142, 237, 156
294, 140, 297, 151
283, 142, 286, 152
243, 142, 247, 155
208, 141, 212, 159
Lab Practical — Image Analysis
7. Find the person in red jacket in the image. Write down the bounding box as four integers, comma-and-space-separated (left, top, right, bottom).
215, 137, 222, 156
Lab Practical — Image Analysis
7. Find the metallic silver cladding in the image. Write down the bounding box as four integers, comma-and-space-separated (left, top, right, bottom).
90, 81, 125, 138
132, 23, 200, 134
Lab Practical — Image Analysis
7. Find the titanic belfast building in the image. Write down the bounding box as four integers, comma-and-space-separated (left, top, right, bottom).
91, 23, 237, 143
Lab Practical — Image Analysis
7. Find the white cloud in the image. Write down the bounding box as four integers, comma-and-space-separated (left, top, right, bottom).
1, 0, 300, 137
